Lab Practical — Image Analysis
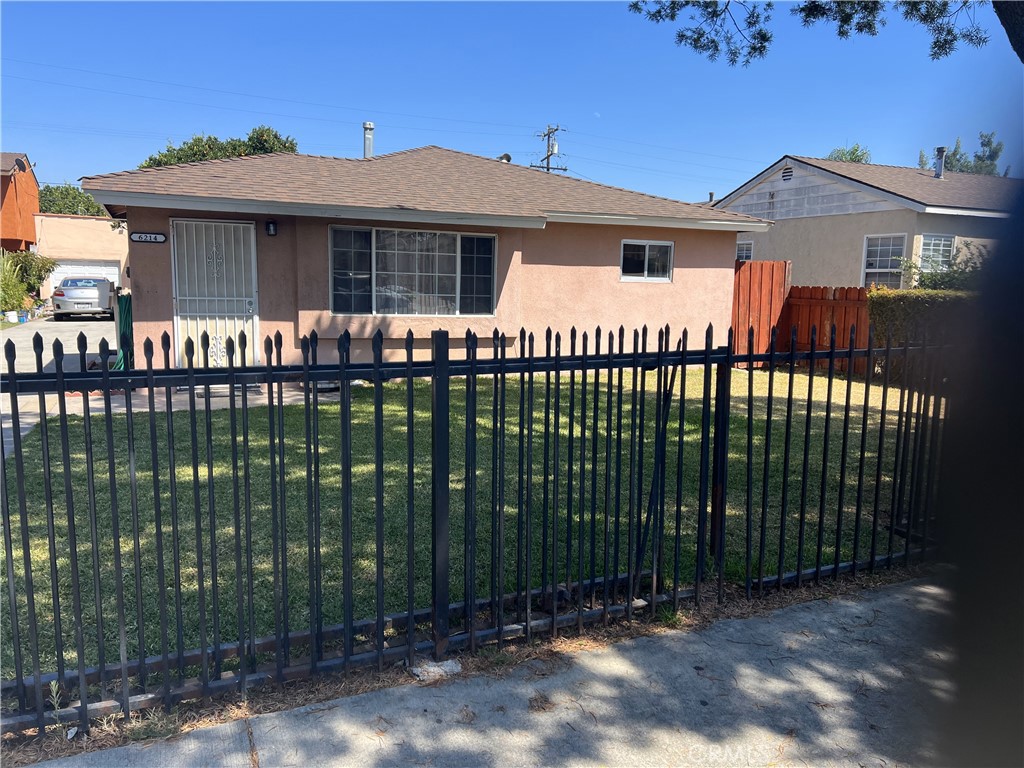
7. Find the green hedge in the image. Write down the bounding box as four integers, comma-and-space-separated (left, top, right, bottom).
867, 287, 976, 346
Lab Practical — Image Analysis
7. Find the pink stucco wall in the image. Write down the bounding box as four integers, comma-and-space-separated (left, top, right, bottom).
125, 207, 737, 365
517, 223, 734, 346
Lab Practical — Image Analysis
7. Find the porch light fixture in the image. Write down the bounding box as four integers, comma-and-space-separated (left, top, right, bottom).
265, 220, 278, 237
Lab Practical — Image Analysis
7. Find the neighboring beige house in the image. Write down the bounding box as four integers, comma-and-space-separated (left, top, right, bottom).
81, 146, 769, 366
34, 213, 129, 299
715, 155, 1021, 288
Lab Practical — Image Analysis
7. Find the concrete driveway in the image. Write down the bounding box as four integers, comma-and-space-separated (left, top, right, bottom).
1, 314, 117, 374
1, 315, 117, 454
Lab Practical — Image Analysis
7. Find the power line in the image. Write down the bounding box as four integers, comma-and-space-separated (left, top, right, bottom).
6, 68, 761, 193
6, 120, 541, 166
569, 138, 767, 175
4, 62, 772, 180
564, 169, 601, 183
3, 75, 530, 140
6, 120, 191, 142
2, 57, 539, 132
563, 153, 748, 187
570, 129, 769, 165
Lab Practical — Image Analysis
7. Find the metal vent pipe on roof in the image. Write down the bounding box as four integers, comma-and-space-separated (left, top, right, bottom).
363, 122, 375, 159
935, 146, 947, 179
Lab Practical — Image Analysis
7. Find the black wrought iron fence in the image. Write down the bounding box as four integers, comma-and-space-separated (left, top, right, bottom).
0, 322, 946, 734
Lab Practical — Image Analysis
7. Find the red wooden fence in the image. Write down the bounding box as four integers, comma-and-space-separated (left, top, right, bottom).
778, 286, 870, 374
731, 260, 870, 375
731, 259, 791, 367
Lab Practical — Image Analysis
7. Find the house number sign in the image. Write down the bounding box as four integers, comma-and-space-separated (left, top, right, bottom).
130, 232, 167, 243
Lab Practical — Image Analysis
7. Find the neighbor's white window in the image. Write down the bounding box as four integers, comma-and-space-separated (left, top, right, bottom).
920, 233, 955, 272
863, 234, 905, 288
621, 240, 673, 281
331, 227, 495, 315
736, 242, 753, 261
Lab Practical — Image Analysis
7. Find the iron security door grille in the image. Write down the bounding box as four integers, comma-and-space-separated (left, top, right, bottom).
172, 220, 259, 366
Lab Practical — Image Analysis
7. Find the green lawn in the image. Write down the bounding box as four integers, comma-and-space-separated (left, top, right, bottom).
2, 364, 932, 680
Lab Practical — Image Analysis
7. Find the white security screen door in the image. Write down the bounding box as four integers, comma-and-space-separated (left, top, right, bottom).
171, 220, 259, 367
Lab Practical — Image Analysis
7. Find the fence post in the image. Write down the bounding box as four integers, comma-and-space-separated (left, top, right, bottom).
431, 330, 451, 660
710, 348, 732, 578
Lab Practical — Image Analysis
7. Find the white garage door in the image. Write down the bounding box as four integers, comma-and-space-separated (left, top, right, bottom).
52, 260, 121, 287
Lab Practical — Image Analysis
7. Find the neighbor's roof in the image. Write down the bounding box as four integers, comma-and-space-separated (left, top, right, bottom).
717, 154, 1022, 215
0, 152, 31, 177
81, 146, 769, 232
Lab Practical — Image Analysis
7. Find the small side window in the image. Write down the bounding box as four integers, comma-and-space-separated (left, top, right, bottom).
620, 240, 674, 282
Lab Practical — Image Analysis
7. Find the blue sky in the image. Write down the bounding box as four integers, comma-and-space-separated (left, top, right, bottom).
2, 1, 1021, 203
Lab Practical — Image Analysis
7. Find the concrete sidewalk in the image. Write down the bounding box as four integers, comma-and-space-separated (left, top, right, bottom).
42, 580, 953, 767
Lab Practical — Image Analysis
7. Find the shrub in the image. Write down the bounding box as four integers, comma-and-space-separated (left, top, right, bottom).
2, 249, 56, 294
868, 287, 976, 384
868, 286, 976, 346
0, 254, 27, 313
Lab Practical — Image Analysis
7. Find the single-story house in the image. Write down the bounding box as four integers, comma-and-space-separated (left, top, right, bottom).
1, 152, 39, 252
34, 213, 129, 299
714, 153, 1021, 288
81, 145, 768, 366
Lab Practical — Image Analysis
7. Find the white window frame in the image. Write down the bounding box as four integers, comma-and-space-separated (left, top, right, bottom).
736, 241, 753, 262
620, 239, 674, 283
862, 233, 906, 289
919, 233, 956, 273
328, 225, 498, 317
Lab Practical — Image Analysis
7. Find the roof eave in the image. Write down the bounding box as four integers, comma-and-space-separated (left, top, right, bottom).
921, 205, 1011, 219
544, 211, 771, 232
81, 190, 549, 229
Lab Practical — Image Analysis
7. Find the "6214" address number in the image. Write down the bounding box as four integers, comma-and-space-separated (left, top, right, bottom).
129, 232, 167, 243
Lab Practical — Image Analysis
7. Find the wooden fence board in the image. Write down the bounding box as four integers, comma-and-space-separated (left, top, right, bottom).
731, 260, 791, 367
780, 285, 869, 375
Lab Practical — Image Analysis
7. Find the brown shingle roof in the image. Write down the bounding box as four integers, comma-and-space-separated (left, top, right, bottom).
81, 146, 765, 226
790, 155, 1022, 213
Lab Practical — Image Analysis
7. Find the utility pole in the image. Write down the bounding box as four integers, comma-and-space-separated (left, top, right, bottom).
530, 125, 568, 173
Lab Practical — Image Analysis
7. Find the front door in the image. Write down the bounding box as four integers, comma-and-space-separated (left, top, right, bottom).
171, 219, 259, 367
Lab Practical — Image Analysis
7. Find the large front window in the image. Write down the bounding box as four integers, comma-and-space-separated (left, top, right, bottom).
863, 234, 905, 288
331, 227, 495, 315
